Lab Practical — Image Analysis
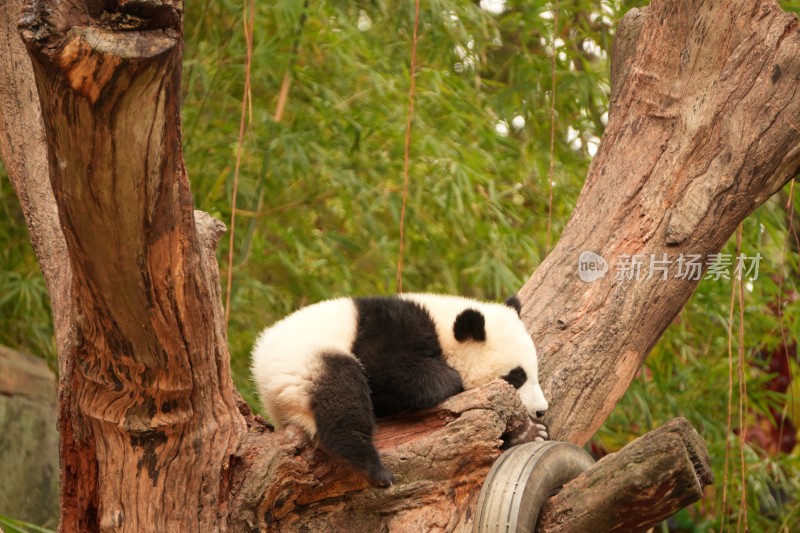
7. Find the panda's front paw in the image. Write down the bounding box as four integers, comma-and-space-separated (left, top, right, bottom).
532, 419, 549, 442
503, 414, 550, 448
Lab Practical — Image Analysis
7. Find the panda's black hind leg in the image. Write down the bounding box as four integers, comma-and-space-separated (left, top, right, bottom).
312, 353, 393, 488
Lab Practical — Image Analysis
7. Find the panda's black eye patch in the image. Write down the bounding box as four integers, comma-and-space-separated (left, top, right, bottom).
501, 367, 527, 389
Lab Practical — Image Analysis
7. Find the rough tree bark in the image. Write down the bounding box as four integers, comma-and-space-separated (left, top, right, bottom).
3, 0, 246, 530
0, 0, 797, 532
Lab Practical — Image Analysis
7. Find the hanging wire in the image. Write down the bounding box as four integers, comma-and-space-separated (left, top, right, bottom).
735, 225, 749, 532
225, 0, 255, 332
237, 4, 307, 269
545, 1, 559, 255
776, 179, 798, 462
396, 0, 421, 293
721, 235, 738, 532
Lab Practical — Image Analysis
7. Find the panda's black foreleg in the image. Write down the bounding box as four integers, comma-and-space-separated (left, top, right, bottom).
312, 353, 394, 488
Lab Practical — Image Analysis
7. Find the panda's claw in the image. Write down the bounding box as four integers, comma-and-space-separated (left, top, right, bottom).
503, 413, 551, 447
366, 464, 395, 489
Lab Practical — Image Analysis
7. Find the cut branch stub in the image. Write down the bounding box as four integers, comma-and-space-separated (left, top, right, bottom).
18, 2, 245, 530
19, 0, 186, 389
521, 0, 800, 444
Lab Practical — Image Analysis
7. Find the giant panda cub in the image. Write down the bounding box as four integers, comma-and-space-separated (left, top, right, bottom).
251, 293, 549, 488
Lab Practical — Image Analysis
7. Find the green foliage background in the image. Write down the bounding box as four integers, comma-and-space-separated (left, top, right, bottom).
1, 0, 800, 530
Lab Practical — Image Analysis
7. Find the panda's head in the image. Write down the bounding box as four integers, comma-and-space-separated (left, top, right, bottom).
450, 295, 548, 417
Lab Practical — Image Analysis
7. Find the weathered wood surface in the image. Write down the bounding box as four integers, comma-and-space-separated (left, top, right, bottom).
537, 417, 714, 533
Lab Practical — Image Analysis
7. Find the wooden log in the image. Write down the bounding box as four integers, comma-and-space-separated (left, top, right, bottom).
537, 418, 714, 533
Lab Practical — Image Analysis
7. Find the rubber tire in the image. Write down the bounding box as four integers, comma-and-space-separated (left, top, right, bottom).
473, 441, 595, 533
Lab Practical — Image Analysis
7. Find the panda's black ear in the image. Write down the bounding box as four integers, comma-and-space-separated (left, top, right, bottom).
454, 309, 486, 342
504, 295, 522, 317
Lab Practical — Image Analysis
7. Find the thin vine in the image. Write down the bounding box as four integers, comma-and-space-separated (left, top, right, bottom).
225, 0, 255, 332
396, 0, 421, 293
545, 1, 559, 255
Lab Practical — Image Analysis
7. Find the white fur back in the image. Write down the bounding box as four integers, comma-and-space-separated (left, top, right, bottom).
251, 298, 359, 435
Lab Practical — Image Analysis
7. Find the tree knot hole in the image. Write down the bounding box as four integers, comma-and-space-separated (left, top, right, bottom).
100, 0, 179, 32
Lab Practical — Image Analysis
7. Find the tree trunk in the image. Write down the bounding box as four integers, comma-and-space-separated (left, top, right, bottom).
521, 0, 800, 444
0, 0, 798, 531
5, 1, 246, 530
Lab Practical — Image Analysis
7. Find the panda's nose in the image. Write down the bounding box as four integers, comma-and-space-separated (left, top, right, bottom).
535, 410, 546, 418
